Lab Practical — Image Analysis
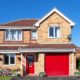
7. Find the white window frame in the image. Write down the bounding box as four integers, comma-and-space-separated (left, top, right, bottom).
5, 29, 22, 41
31, 30, 37, 39
48, 26, 61, 38
4, 54, 16, 66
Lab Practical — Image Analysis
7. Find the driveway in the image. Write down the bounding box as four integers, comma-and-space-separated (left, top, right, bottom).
11, 76, 80, 80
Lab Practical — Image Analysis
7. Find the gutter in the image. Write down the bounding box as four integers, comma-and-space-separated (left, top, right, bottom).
19, 48, 75, 53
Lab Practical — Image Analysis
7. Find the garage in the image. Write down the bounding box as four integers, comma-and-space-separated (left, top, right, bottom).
45, 53, 69, 76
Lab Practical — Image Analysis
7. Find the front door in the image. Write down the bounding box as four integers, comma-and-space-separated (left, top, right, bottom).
26, 55, 34, 74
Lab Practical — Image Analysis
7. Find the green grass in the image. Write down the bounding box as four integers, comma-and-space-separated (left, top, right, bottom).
0, 76, 13, 80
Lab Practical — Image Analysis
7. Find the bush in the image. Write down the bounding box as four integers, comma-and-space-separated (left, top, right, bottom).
74, 71, 80, 76
39, 72, 46, 77
12, 70, 20, 76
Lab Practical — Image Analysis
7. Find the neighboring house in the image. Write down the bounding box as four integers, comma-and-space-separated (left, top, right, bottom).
0, 8, 78, 76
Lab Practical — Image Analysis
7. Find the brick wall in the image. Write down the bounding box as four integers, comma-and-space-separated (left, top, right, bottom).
37, 12, 71, 44
0, 53, 21, 73
35, 53, 45, 75
0, 30, 4, 44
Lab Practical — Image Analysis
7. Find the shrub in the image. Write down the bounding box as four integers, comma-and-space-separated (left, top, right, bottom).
12, 70, 20, 76
74, 71, 80, 76
39, 72, 46, 77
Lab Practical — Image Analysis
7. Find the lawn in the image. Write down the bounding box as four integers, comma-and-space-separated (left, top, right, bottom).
0, 76, 13, 80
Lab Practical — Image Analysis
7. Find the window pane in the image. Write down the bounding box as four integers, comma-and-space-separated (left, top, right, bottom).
10, 30, 16, 40
6, 30, 22, 41
4, 54, 9, 65
6, 30, 10, 40
49, 27, 54, 37
27, 56, 34, 66
10, 54, 15, 64
31, 30, 37, 39
17, 30, 22, 40
55, 27, 60, 38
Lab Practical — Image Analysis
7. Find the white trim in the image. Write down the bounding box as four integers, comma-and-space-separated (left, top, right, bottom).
0, 26, 35, 29
0, 44, 28, 46
20, 48, 75, 53
35, 8, 75, 26
0, 50, 20, 53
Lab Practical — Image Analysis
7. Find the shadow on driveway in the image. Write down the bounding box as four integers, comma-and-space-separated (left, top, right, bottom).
11, 76, 80, 80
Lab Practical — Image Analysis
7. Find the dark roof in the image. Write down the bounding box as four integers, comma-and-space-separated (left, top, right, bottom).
21, 44, 77, 49
0, 19, 37, 26
0, 44, 76, 51
0, 46, 19, 50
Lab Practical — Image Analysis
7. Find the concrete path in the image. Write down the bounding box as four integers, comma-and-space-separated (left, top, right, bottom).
11, 76, 80, 80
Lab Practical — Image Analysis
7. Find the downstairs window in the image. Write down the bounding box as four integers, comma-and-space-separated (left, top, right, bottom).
4, 54, 15, 65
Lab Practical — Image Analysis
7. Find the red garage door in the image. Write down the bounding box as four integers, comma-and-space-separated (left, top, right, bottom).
45, 53, 69, 76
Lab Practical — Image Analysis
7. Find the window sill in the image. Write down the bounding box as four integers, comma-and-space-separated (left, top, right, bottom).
5, 40, 22, 41
48, 37, 61, 39
3, 64, 16, 66
31, 38, 37, 40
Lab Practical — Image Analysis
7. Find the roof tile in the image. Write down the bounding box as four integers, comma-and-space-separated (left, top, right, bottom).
0, 44, 76, 51
0, 19, 37, 26
22, 44, 77, 49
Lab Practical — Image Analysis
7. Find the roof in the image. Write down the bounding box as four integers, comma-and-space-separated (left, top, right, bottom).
21, 44, 77, 49
0, 44, 76, 53
20, 44, 76, 52
0, 8, 75, 28
0, 44, 76, 50
0, 19, 37, 26
35, 8, 75, 26
0, 46, 19, 50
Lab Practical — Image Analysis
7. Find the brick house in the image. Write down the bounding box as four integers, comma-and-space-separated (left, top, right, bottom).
0, 8, 78, 76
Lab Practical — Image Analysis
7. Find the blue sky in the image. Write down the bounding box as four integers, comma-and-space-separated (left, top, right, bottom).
0, 0, 80, 46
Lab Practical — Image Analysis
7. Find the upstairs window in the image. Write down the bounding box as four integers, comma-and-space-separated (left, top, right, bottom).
5, 29, 22, 41
4, 54, 15, 65
31, 30, 37, 39
48, 26, 60, 38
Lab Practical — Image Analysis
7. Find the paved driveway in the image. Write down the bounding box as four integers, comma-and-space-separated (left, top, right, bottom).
11, 76, 80, 80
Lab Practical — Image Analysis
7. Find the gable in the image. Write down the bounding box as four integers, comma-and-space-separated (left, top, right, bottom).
35, 8, 75, 26
39, 12, 72, 27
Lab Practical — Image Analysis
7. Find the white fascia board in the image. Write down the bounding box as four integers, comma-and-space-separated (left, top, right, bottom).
0, 26, 36, 29
0, 50, 20, 53
35, 8, 75, 26
20, 48, 75, 53
0, 44, 28, 46
0, 48, 75, 53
